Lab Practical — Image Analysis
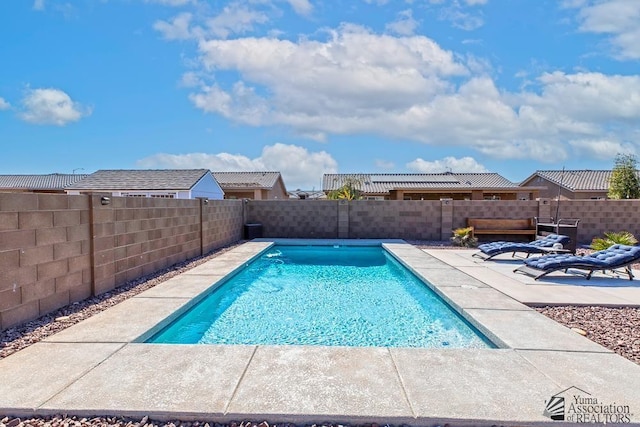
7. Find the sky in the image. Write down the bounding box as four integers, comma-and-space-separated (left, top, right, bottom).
1, 0, 639, 191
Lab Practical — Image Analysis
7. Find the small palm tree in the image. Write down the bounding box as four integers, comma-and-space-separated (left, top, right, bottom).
590, 231, 638, 251
451, 227, 478, 248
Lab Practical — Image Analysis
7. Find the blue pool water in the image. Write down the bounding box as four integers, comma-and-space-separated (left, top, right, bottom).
148, 245, 492, 348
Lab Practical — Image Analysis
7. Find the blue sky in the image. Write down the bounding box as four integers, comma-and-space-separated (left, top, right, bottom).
1, 0, 639, 190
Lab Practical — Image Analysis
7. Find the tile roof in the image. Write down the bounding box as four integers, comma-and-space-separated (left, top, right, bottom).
322, 173, 519, 193
0, 174, 89, 190
529, 170, 619, 191
65, 169, 211, 190
212, 172, 281, 189
540, 170, 611, 191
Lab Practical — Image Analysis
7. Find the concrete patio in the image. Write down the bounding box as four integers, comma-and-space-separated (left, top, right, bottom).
1, 240, 640, 426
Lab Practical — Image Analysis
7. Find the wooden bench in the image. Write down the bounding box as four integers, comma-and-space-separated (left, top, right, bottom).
467, 218, 536, 240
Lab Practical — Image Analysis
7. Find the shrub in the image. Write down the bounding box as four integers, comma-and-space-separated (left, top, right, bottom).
451, 226, 478, 248
590, 231, 638, 251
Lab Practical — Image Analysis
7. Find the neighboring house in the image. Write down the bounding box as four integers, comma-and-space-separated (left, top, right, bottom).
212, 172, 288, 200
323, 173, 540, 200
65, 169, 224, 199
519, 170, 629, 200
288, 190, 327, 200
0, 173, 89, 194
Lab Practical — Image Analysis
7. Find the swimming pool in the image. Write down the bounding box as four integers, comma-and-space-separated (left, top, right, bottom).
148, 244, 493, 348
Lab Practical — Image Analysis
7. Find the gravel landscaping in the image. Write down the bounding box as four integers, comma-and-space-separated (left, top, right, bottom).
1, 240, 639, 427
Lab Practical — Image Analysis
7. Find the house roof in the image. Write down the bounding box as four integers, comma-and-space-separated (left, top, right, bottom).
523, 170, 616, 191
0, 173, 89, 190
212, 172, 282, 189
322, 173, 519, 193
65, 169, 211, 191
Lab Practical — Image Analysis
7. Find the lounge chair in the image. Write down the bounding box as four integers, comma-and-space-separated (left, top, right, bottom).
472, 234, 571, 261
513, 244, 640, 280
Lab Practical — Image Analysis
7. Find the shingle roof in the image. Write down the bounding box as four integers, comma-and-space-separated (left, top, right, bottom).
322, 173, 519, 193
212, 172, 281, 189
65, 169, 211, 191
0, 174, 89, 190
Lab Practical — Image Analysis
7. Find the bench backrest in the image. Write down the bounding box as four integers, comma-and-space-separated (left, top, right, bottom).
467, 218, 534, 230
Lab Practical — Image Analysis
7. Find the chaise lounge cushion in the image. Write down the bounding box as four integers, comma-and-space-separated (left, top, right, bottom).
516, 244, 640, 280
474, 234, 571, 260
524, 244, 640, 270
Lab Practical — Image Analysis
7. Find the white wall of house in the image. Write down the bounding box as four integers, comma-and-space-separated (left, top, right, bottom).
191, 173, 225, 200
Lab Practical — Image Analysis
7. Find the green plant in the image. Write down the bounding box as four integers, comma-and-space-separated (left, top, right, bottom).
327, 177, 363, 200
451, 226, 478, 248
608, 153, 640, 199
590, 231, 638, 251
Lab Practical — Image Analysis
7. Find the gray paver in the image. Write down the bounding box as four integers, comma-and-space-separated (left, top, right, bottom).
411, 266, 489, 288
43, 297, 191, 343
391, 348, 560, 423
227, 345, 413, 419
0, 342, 123, 411
42, 344, 256, 417
434, 285, 532, 311
136, 273, 226, 298
423, 249, 480, 267
463, 309, 613, 352
181, 258, 246, 276
517, 350, 640, 417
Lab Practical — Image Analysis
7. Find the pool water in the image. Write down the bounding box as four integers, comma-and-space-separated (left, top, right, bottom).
148, 245, 492, 348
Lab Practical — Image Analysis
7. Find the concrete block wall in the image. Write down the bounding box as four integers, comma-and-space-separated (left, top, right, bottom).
349, 200, 442, 240
4, 194, 640, 331
0, 194, 245, 331
245, 200, 339, 238
0, 193, 91, 331
451, 200, 541, 230
92, 196, 202, 295
246, 199, 640, 243
201, 200, 244, 254
551, 199, 640, 244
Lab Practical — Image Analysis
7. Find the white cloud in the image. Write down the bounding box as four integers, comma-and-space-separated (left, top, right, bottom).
286, 0, 313, 16
179, 71, 202, 87
145, 0, 195, 6
434, 0, 486, 31
136, 143, 338, 189
375, 159, 395, 169
407, 156, 489, 173
155, 4, 270, 40
568, 138, 636, 159
440, 8, 484, 30
0, 97, 10, 110
33, 0, 45, 11
167, 19, 640, 166
154, 12, 194, 40
574, 0, 640, 59
386, 9, 419, 36
205, 4, 269, 39
191, 24, 467, 131
19, 88, 91, 126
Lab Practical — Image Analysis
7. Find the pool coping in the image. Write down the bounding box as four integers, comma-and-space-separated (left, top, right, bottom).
1, 239, 640, 426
